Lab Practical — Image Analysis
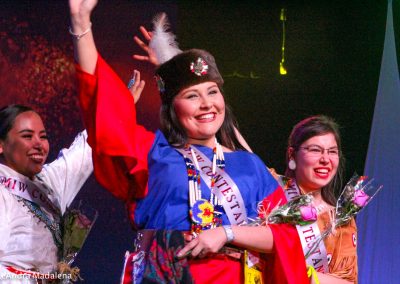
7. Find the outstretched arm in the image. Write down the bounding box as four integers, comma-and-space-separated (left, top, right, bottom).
70, 1, 155, 201
69, 0, 98, 74
177, 225, 274, 259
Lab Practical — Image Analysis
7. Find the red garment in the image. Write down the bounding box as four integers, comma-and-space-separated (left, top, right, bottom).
76, 56, 154, 202
76, 55, 244, 283
76, 55, 308, 284
262, 188, 309, 284
189, 256, 242, 284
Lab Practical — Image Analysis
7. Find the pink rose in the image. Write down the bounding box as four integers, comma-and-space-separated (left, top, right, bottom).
74, 213, 92, 229
353, 190, 370, 207
299, 205, 317, 222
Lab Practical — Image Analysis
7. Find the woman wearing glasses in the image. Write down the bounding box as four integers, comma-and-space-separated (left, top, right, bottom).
179, 115, 357, 284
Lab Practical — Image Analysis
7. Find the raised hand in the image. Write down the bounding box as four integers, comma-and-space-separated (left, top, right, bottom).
69, 0, 98, 74
69, 0, 98, 25
128, 70, 146, 104
132, 26, 159, 66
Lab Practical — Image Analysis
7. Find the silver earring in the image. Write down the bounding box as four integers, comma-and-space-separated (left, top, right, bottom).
288, 159, 296, 170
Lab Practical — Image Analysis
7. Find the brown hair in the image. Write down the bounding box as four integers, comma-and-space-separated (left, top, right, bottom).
156, 49, 245, 150
285, 115, 345, 205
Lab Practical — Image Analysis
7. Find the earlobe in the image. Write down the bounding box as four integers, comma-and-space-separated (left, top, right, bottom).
0, 141, 3, 155
287, 147, 295, 160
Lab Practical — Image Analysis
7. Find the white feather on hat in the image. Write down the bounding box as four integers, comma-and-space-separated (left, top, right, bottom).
149, 13, 182, 65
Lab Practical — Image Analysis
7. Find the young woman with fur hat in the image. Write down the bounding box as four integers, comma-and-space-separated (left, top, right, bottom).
69, 0, 281, 283
120, 20, 358, 284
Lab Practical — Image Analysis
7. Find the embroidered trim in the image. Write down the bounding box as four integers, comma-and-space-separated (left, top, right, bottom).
176, 145, 248, 234
18, 196, 63, 251
183, 140, 225, 235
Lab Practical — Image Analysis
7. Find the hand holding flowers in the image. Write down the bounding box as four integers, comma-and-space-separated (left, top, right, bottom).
249, 192, 318, 228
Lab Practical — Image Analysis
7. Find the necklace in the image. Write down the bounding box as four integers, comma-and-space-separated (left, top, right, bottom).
183, 138, 225, 236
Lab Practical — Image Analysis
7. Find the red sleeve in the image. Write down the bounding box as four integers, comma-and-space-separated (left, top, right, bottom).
262, 189, 309, 284
75, 54, 155, 201
261, 186, 288, 216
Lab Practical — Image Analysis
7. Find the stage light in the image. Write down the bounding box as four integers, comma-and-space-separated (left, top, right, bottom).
280, 8, 287, 75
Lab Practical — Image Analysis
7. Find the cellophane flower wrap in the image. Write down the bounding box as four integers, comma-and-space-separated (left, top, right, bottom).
248, 174, 382, 262
334, 174, 381, 227
59, 203, 98, 282
267, 194, 317, 226
248, 193, 317, 227
304, 174, 382, 259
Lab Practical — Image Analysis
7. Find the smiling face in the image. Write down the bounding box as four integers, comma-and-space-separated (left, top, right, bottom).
292, 133, 339, 193
0, 111, 49, 179
173, 81, 225, 147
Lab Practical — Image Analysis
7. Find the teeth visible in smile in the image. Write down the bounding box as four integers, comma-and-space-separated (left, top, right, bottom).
30, 155, 43, 160
198, 114, 214, 119
315, 169, 328, 174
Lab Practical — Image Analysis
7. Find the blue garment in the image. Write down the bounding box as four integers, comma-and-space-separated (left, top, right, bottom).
134, 130, 279, 230
76, 55, 279, 233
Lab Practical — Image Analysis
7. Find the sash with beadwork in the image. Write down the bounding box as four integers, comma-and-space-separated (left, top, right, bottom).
177, 146, 266, 284
278, 176, 329, 272
176, 146, 248, 225
0, 164, 62, 251
121, 146, 258, 284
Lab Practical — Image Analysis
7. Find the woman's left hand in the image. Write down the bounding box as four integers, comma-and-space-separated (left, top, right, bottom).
132, 26, 159, 66
128, 69, 145, 104
177, 227, 227, 259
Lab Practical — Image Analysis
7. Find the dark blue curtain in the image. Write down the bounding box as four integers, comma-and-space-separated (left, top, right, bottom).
357, 1, 400, 283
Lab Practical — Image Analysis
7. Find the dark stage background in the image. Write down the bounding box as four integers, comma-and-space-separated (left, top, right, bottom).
1, 0, 398, 283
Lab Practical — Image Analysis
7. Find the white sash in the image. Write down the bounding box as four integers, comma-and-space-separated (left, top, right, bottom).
282, 178, 329, 273
0, 164, 60, 216
176, 146, 248, 225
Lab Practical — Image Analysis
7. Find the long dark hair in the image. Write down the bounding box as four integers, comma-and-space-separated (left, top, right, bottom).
0, 104, 35, 140
155, 48, 245, 150
285, 115, 345, 205
160, 89, 245, 151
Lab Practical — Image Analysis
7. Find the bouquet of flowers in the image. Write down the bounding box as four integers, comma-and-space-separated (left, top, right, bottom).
266, 194, 317, 226
334, 174, 381, 226
248, 192, 318, 227
304, 174, 382, 258
58, 202, 98, 283
248, 174, 382, 261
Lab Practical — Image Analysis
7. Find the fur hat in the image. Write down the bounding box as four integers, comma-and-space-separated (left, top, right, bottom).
149, 13, 224, 103
155, 49, 224, 103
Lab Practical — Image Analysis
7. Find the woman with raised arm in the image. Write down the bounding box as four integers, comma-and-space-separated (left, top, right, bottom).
180, 115, 357, 284
69, 0, 280, 283
0, 105, 93, 282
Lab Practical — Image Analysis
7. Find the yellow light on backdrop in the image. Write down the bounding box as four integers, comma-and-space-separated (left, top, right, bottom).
280, 8, 287, 75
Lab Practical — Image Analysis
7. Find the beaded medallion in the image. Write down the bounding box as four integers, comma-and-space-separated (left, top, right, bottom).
183, 140, 225, 236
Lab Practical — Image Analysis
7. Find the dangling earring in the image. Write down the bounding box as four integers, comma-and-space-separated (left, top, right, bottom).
288, 159, 296, 170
